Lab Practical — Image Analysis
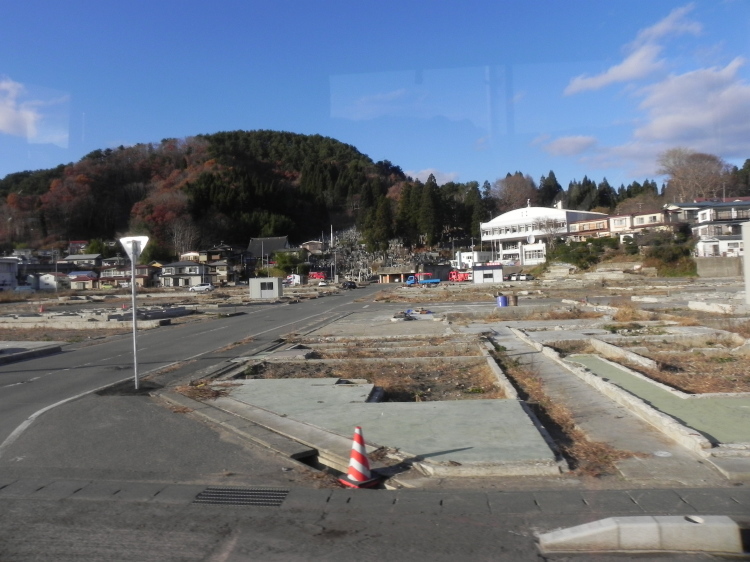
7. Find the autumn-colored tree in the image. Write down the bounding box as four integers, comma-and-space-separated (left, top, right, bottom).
492, 172, 538, 213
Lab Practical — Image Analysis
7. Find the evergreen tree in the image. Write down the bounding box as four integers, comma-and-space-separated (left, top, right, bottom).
418, 175, 441, 246
538, 170, 562, 207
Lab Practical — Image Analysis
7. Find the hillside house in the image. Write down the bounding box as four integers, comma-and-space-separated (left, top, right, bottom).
159, 261, 211, 288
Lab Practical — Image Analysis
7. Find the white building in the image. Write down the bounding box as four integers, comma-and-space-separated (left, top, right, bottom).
0, 258, 19, 291
480, 206, 608, 266
451, 250, 492, 270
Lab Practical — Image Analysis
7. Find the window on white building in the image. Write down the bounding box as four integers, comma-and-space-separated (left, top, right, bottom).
524, 250, 544, 260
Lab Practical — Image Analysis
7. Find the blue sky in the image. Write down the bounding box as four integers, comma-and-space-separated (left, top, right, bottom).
1, 1, 749, 189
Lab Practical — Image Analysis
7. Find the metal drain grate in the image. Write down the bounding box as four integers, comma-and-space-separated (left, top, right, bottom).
193, 487, 289, 507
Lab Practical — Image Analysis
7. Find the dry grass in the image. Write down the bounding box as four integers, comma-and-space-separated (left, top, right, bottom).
0, 326, 130, 343
175, 379, 236, 400
216, 335, 255, 352
618, 351, 750, 394
547, 340, 595, 357
491, 349, 634, 477
314, 343, 482, 359
611, 303, 656, 322
242, 358, 504, 402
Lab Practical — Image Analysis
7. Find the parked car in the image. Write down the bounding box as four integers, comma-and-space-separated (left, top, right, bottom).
340, 280, 357, 289
189, 283, 215, 292
318, 281, 328, 287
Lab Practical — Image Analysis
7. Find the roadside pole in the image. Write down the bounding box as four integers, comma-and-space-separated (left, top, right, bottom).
119, 236, 149, 390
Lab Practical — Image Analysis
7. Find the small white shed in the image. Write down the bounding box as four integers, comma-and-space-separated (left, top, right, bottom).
249, 277, 283, 299
472, 264, 504, 284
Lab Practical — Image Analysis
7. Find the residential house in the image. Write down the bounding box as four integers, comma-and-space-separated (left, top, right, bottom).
101, 256, 127, 268
567, 217, 610, 242
61, 253, 102, 268
247, 236, 289, 271
608, 215, 635, 239
69, 275, 95, 290
39, 272, 71, 291
159, 261, 211, 288
98, 265, 157, 288
630, 211, 670, 233
179, 251, 200, 262
68, 241, 88, 254
691, 201, 750, 257
199, 243, 247, 282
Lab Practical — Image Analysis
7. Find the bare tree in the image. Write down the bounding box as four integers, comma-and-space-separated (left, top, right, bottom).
168, 216, 200, 257
492, 172, 538, 213
658, 148, 732, 202
536, 217, 566, 252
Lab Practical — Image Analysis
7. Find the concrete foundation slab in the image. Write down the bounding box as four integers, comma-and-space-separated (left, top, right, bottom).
218, 379, 560, 477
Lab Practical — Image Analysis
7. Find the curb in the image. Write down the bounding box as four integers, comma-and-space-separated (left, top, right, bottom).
537, 515, 746, 554
0, 344, 63, 365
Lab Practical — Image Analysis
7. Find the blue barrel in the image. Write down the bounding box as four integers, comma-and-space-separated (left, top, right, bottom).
496, 295, 508, 307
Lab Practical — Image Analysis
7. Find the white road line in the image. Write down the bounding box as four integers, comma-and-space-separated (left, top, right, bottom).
0, 380, 120, 459
0, 303, 349, 458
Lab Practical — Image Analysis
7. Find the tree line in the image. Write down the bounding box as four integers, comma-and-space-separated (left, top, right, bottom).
1, 131, 748, 260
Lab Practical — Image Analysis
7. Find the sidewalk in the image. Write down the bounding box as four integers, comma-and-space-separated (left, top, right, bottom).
489, 325, 729, 487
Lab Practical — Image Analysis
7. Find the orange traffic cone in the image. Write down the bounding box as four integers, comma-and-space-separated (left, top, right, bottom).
339, 426, 380, 489
39, 305, 44, 313
122, 303, 127, 310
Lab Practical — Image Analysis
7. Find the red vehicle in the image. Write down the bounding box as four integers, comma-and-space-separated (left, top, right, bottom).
448, 270, 471, 282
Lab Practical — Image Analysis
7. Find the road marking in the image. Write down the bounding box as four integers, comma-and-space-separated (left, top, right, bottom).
362, 305, 369, 308
0, 300, 352, 458
0, 380, 123, 460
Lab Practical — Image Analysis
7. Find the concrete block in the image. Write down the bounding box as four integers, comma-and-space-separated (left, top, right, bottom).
539, 517, 620, 551
658, 516, 741, 552
538, 515, 743, 554
618, 516, 661, 549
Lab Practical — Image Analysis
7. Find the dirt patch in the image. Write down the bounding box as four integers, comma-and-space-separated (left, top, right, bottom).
547, 340, 596, 357
175, 380, 239, 400
489, 348, 636, 477
0, 326, 130, 343
620, 354, 749, 394
239, 358, 504, 402
312, 343, 482, 359
608, 336, 750, 393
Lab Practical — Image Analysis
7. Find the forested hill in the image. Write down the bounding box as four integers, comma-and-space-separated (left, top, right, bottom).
0, 130, 408, 259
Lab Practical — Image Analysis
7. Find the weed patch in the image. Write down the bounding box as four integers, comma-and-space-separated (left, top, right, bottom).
490, 349, 634, 476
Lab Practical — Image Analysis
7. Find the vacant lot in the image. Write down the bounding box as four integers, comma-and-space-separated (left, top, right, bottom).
239, 358, 504, 402
551, 337, 749, 394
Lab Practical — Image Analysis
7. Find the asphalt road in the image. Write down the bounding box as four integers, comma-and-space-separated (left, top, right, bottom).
0, 285, 745, 561
0, 286, 387, 454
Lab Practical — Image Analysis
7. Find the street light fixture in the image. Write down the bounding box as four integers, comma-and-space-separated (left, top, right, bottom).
119, 235, 149, 390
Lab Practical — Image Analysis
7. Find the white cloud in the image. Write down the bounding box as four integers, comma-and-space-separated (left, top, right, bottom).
554, 4, 750, 177
0, 77, 40, 138
334, 88, 430, 121
564, 4, 701, 94
406, 168, 459, 185
634, 57, 750, 155
543, 135, 597, 156
0, 76, 69, 147
633, 3, 701, 46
